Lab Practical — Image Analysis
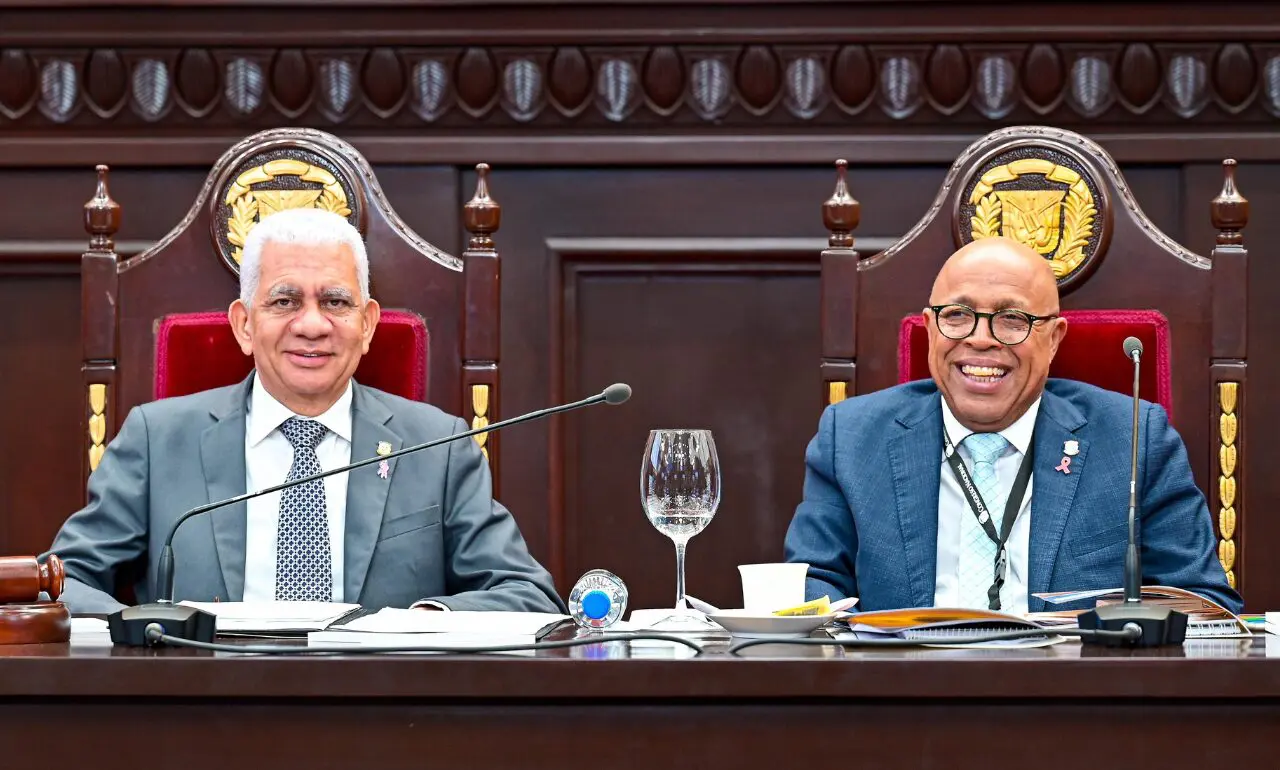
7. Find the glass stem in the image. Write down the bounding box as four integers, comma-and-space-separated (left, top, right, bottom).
674, 540, 687, 609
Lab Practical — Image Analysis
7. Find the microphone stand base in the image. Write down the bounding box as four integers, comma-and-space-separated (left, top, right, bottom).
108, 603, 216, 646
1078, 602, 1188, 647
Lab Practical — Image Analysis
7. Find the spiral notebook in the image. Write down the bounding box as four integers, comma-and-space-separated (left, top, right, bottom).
836, 607, 1054, 647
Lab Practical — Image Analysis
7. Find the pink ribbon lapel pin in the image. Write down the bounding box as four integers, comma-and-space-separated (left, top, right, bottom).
1055, 440, 1080, 474
376, 441, 392, 480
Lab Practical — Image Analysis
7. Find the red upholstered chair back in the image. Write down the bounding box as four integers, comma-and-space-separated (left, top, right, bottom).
154, 310, 428, 402
80, 128, 505, 502
897, 310, 1172, 419
818, 126, 1249, 593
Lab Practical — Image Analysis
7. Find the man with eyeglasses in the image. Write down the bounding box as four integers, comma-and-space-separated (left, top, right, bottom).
784, 237, 1241, 614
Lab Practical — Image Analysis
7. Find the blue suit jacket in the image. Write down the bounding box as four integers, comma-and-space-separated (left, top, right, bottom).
784, 379, 1242, 614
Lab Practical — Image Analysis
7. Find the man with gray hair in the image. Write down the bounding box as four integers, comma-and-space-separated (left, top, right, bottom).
46, 207, 563, 614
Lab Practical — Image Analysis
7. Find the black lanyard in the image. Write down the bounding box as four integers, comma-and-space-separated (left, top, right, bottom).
942, 429, 1034, 611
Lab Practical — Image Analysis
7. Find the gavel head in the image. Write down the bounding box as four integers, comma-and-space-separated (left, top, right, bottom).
0, 554, 64, 604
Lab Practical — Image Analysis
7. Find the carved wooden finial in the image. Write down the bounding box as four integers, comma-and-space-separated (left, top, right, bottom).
463, 162, 501, 252
83, 164, 121, 252
823, 159, 860, 249
1211, 159, 1249, 247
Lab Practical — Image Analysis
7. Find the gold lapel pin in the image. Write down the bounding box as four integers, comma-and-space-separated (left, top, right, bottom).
377, 441, 392, 457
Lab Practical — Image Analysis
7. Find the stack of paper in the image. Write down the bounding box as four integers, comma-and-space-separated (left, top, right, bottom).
177, 601, 361, 635
1030, 586, 1252, 638
69, 617, 113, 646
307, 608, 569, 649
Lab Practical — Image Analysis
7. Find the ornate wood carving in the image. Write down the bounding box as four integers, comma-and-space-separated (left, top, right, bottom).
1218, 382, 1240, 589
87, 383, 106, 472
2, 43, 1279, 129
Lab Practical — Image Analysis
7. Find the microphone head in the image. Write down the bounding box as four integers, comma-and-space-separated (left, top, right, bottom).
1123, 336, 1144, 360
603, 383, 633, 405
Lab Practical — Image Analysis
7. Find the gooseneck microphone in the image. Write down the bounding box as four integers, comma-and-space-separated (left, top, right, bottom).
1121, 336, 1143, 604
108, 383, 633, 646
1078, 338, 1188, 647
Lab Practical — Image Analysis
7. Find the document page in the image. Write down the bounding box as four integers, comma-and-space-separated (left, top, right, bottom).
177, 600, 361, 632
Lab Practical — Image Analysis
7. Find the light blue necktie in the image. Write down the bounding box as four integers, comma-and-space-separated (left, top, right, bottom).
957, 432, 1010, 608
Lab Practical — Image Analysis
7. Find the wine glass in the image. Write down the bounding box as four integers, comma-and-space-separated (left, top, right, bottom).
641, 429, 721, 627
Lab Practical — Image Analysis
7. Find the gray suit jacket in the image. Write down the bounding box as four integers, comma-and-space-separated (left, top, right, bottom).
45, 373, 564, 615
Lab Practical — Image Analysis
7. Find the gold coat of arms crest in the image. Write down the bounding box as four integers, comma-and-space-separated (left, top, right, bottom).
967, 158, 1099, 280
219, 157, 355, 268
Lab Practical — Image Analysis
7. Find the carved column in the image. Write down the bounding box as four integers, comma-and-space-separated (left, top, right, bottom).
820, 159, 861, 406
1208, 159, 1249, 594
462, 164, 502, 494
81, 165, 121, 491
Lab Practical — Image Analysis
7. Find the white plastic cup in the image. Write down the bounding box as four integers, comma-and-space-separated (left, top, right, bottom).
738, 562, 809, 613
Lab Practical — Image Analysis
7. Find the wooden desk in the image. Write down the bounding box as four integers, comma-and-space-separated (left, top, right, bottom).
1, 631, 1277, 769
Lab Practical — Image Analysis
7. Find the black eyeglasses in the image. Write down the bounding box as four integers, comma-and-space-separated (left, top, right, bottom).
926, 304, 1060, 346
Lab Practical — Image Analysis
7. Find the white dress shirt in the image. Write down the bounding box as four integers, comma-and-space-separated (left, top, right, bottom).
934, 397, 1041, 614
243, 377, 352, 603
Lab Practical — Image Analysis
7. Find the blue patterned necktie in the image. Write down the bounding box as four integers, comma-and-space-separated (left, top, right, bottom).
957, 432, 1011, 608
275, 417, 333, 602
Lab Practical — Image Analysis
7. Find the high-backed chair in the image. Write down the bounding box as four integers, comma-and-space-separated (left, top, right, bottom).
819, 126, 1249, 592
80, 128, 504, 500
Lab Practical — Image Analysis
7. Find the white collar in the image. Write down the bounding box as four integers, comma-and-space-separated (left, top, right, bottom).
247, 374, 353, 447
941, 395, 1040, 458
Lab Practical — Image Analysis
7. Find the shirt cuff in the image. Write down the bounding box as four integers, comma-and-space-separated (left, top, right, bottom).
411, 599, 451, 611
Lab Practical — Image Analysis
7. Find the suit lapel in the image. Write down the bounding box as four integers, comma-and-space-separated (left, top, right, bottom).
343, 383, 401, 603
200, 375, 254, 602
888, 392, 944, 608
1027, 388, 1088, 611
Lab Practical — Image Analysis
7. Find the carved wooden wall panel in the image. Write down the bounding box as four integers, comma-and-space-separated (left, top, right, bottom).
1, 44, 1279, 130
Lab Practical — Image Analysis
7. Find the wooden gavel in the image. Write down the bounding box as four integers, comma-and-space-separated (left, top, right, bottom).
0, 554, 64, 604
0, 554, 70, 645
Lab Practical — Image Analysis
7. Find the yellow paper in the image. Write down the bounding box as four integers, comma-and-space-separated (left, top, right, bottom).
772, 596, 831, 617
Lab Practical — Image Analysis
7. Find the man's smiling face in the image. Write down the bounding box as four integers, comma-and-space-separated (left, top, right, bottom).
925, 238, 1068, 432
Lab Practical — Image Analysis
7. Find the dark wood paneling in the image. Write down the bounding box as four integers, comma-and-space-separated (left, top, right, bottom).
0, 275, 81, 554
3, 702, 1280, 769
0, 169, 204, 242
5, 134, 1280, 169
368, 166, 463, 259
0, 166, 459, 247
5, 2, 1280, 47
560, 252, 819, 611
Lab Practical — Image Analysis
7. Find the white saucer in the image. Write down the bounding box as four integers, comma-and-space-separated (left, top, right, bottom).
707, 609, 837, 638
